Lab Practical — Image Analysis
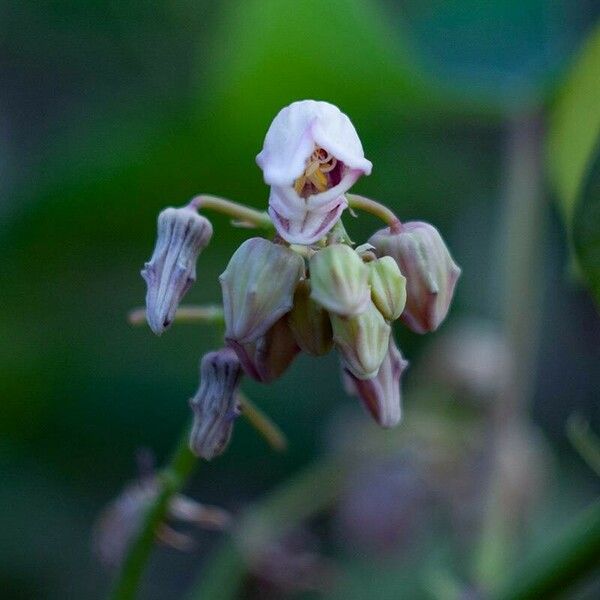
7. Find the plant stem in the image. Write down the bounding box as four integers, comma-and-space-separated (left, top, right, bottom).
189, 194, 273, 230
345, 193, 402, 231
567, 414, 600, 476
475, 113, 546, 589
109, 427, 197, 600
493, 500, 600, 600
128, 305, 224, 326
238, 392, 288, 452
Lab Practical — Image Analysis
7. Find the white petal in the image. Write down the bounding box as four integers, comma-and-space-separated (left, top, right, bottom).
256, 100, 372, 187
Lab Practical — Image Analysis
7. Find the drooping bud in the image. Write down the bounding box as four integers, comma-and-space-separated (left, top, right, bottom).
369, 222, 460, 334
220, 238, 304, 344
189, 348, 243, 460
141, 206, 213, 335
229, 317, 300, 383
287, 280, 333, 356
309, 244, 370, 317
366, 256, 407, 321
343, 337, 408, 428
331, 301, 391, 379
93, 471, 231, 569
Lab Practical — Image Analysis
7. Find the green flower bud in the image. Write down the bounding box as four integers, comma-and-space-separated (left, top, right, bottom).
287, 280, 333, 356
229, 317, 300, 383
331, 301, 391, 379
343, 336, 408, 428
366, 256, 407, 321
220, 238, 304, 344
309, 244, 370, 316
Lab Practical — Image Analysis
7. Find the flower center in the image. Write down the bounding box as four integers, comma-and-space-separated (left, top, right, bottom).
294, 146, 341, 198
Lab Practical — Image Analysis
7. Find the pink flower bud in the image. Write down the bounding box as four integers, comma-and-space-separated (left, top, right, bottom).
229, 317, 300, 383
141, 206, 213, 335
369, 222, 461, 334
220, 238, 304, 344
189, 348, 243, 460
343, 337, 408, 428
256, 100, 372, 244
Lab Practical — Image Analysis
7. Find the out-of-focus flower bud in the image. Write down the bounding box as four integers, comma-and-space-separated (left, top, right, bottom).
93, 472, 231, 569
343, 337, 408, 428
189, 348, 243, 460
230, 317, 300, 383
366, 256, 406, 322
142, 206, 213, 335
309, 244, 370, 316
369, 221, 460, 333
287, 280, 333, 356
331, 301, 391, 379
220, 237, 304, 344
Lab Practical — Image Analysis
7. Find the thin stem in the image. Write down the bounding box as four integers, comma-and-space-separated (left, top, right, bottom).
493, 500, 600, 600
475, 114, 546, 590
109, 427, 197, 600
189, 194, 273, 230
345, 193, 402, 231
128, 305, 224, 326
238, 392, 287, 452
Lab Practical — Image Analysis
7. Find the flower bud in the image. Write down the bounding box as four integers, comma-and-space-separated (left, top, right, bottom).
369, 222, 460, 334
331, 301, 391, 379
343, 337, 408, 428
309, 244, 370, 317
287, 280, 333, 356
189, 348, 243, 460
220, 238, 304, 344
230, 317, 300, 383
141, 206, 213, 335
366, 256, 407, 321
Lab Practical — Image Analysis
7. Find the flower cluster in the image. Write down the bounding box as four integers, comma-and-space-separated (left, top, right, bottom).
141, 100, 461, 459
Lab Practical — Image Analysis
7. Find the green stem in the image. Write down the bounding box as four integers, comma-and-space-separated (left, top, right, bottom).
128, 305, 224, 326
345, 193, 402, 231
189, 194, 273, 230
476, 113, 546, 589
109, 427, 197, 600
567, 414, 600, 477
494, 500, 600, 600
238, 392, 288, 452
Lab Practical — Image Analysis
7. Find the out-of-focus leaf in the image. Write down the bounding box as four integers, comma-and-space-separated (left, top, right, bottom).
572, 152, 600, 304
548, 22, 600, 224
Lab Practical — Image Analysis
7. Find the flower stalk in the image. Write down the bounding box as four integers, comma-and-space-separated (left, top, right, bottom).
189, 195, 272, 230
346, 193, 402, 231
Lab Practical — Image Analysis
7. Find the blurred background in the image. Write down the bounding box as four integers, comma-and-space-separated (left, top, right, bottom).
1, 1, 599, 598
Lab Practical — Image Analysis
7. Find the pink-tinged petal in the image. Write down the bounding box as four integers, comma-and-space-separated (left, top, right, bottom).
256, 100, 372, 187
268, 198, 347, 245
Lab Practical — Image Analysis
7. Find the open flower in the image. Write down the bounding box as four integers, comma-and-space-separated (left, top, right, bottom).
257, 100, 372, 244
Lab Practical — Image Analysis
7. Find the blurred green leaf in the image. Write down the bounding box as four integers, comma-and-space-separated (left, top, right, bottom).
548, 22, 600, 303
548, 22, 600, 223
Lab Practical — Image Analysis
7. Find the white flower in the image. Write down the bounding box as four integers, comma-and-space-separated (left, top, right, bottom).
257, 100, 372, 244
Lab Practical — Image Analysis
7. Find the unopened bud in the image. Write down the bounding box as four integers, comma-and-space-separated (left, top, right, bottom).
287, 280, 333, 356
366, 256, 406, 321
331, 301, 391, 379
230, 317, 299, 383
309, 244, 370, 316
369, 222, 460, 333
189, 348, 242, 460
343, 337, 408, 428
220, 238, 304, 344
142, 206, 213, 335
